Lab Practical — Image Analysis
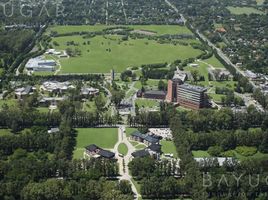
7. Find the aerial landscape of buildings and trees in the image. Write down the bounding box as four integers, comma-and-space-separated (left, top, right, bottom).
0, 0, 268, 199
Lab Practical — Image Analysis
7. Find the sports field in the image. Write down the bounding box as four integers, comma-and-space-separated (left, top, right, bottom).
52, 35, 202, 74
73, 128, 118, 159
48, 25, 202, 74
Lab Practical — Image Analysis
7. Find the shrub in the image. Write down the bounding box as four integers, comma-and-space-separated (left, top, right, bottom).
235, 146, 257, 157
220, 150, 235, 157
208, 146, 223, 156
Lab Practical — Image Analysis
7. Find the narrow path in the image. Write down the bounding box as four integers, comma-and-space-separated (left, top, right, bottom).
114, 126, 141, 200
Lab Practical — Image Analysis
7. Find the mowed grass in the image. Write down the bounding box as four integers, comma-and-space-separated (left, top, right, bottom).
160, 140, 178, 158
52, 35, 202, 74
203, 55, 225, 68
73, 128, 118, 159
118, 143, 128, 155
192, 150, 211, 158
227, 6, 264, 15
49, 25, 192, 35
135, 99, 159, 108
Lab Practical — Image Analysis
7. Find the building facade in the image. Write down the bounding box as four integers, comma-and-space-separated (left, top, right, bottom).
177, 83, 208, 110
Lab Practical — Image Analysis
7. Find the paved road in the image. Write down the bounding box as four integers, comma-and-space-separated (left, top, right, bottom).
164, 0, 257, 91
114, 126, 141, 200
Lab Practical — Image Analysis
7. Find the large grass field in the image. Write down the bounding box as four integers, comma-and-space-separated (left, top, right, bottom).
52, 34, 202, 74
73, 128, 118, 159
49, 25, 193, 35
227, 6, 264, 15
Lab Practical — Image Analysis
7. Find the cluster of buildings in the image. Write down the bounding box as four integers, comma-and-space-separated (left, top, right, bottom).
26, 57, 57, 72
130, 131, 162, 159
15, 86, 35, 100
40, 81, 75, 93
166, 69, 209, 109
135, 68, 209, 110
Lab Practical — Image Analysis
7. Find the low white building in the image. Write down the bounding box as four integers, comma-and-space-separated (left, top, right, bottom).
41, 81, 75, 92
26, 57, 56, 72
80, 87, 99, 97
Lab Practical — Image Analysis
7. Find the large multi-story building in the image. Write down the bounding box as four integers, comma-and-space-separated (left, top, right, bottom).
166, 69, 209, 109
177, 83, 208, 110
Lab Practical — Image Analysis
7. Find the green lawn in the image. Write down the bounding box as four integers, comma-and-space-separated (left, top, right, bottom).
203, 55, 225, 68
227, 6, 264, 15
49, 25, 193, 36
118, 143, 128, 156
82, 101, 96, 112
73, 128, 118, 159
125, 128, 138, 137
160, 140, 178, 158
135, 99, 159, 108
0, 129, 12, 136
192, 150, 211, 158
52, 34, 202, 74
37, 107, 50, 113
0, 99, 17, 109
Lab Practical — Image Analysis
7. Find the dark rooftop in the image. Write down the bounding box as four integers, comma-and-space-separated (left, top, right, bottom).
148, 144, 162, 153
131, 131, 147, 139
85, 144, 115, 158
132, 149, 150, 158
144, 135, 160, 144
179, 83, 207, 93
144, 90, 167, 96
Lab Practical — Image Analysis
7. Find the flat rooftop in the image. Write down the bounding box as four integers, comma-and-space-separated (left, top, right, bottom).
179, 83, 207, 93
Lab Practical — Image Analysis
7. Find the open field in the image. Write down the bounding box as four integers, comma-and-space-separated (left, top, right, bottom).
73, 128, 118, 159
49, 25, 193, 36
227, 6, 264, 15
51, 34, 202, 74
160, 140, 178, 158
